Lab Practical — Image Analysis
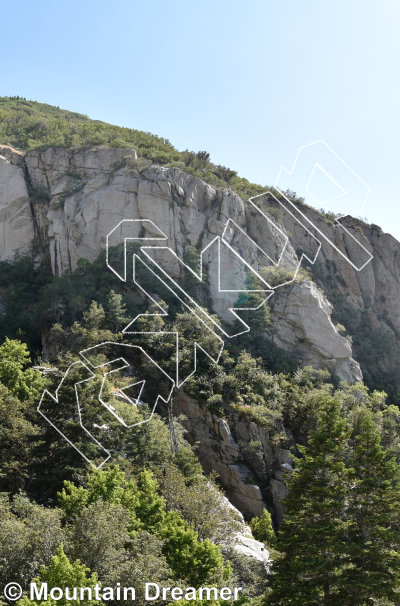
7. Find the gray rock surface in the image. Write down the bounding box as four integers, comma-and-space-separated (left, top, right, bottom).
234, 534, 271, 569
0, 150, 33, 260
216, 493, 271, 568
173, 390, 266, 518
0, 144, 371, 383
269, 280, 363, 382
270, 479, 289, 526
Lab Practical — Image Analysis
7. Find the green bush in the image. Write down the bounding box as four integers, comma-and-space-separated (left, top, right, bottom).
250, 509, 276, 546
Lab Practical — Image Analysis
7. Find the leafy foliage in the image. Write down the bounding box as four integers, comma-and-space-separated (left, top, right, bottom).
0, 383, 39, 492
0, 338, 45, 400
18, 545, 101, 606
0, 494, 64, 588
0, 256, 53, 351
0, 97, 181, 164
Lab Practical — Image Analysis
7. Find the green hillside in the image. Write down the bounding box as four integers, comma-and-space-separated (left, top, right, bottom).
0, 96, 269, 199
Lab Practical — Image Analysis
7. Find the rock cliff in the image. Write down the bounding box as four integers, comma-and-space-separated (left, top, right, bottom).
1, 143, 399, 522
172, 390, 290, 526
0, 145, 367, 377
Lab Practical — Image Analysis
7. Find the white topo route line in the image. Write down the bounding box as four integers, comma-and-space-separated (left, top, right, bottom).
38, 142, 373, 466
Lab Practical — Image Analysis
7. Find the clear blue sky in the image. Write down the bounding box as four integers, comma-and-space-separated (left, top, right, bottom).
2, 0, 400, 240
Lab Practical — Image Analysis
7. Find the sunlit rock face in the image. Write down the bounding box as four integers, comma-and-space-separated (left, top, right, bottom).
0, 144, 377, 382
0, 146, 33, 261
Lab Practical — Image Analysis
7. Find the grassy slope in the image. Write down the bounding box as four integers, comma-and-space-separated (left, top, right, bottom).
0, 96, 269, 200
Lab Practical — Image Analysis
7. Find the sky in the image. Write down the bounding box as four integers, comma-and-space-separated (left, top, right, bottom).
1, 0, 400, 239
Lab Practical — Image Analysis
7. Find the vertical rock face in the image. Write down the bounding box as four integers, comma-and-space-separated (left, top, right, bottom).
0, 145, 388, 385
0, 146, 363, 376
269, 280, 363, 383
24, 147, 139, 274
2, 145, 398, 352
172, 390, 293, 525
280, 207, 400, 385
0, 146, 34, 261
173, 391, 271, 519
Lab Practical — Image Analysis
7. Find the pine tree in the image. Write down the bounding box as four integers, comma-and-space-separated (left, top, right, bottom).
0, 338, 45, 400
341, 411, 400, 604
267, 395, 351, 606
250, 509, 276, 547
106, 290, 129, 332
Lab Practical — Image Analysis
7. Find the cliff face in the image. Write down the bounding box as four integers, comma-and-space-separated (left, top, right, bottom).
0, 145, 369, 376
172, 390, 290, 526
1, 144, 399, 520
0, 146, 34, 260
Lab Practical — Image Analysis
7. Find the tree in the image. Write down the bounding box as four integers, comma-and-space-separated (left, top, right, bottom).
28, 357, 114, 503
107, 530, 172, 604
212, 165, 238, 183
134, 469, 166, 533
0, 495, 64, 589
106, 290, 128, 332
159, 512, 230, 586
58, 467, 166, 534
250, 510, 276, 547
267, 396, 351, 606
58, 466, 231, 589
182, 150, 210, 170
0, 496, 31, 589
0, 338, 45, 401
159, 463, 242, 544
342, 411, 400, 604
0, 384, 39, 491
58, 466, 140, 530
226, 548, 270, 601
233, 291, 272, 340
17, 545, 101, 606
65, 500, 130, 581
183, 246, 202, 297
71, 301, 114, 349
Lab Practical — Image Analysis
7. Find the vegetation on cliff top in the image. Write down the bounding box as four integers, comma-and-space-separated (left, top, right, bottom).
0, 96, 269, 199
